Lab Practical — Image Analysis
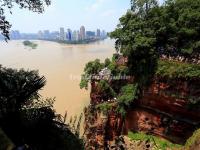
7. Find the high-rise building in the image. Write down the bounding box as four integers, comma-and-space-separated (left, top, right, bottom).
77, 30, 81, 41
20, 33, 37, 39
101, 30, 107, 38
96, 29, 101, 38
80, 26, 85, 40
44, 30, 50, 39
60, 27, 65, 41
67, 29, 72, 41
15, 30, 21, 39
86, 31, 95, 39
72, 30, 79, 41
51, 31, 60, 39
10, 30, 21, 39
38, 30, 43, 39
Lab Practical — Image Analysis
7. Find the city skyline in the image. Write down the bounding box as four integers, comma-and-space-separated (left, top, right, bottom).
6, 0, 130, 33
9, 27, 107, 34
4, 0, 165, 33
7, 26, 107, 41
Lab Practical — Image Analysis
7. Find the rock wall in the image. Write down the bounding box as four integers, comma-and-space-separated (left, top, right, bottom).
84, 105, 123, 149
124, 78, 200, 144
85, 77, 200, 148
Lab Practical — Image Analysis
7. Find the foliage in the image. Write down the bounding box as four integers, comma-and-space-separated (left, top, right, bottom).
80, 59, 104, 89
110, 0, 200, 86
107, 60, 118, 75
156, 60, 200, 78
131, 0, 158, 16
185, 128, 200, 149
23, 40, 38, 49
118, 65, 129, 75
18, 107, 84, 150
96, 102, 113, 115
128, 131, 182, 150
157, 0, 200, 55
84, 59, 104, 75
0, 65, 46, 114
68, 113, 84, 138
0, 128, 14, 150
118, 84, 138, 106
23, 97, 55, 109
79, 74, 90, 90
117, 84, 138, 116
110, 6, 158, 86
104, 58, 111, 67
0, 66, 84, 150
188, 97, 200, 110
106, 59, 129, 76
97, 80, 116, 98
0, 0, 51, 41
80, 55, 131, 90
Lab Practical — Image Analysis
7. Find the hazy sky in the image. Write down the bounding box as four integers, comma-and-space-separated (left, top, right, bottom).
6, 0, 164, 33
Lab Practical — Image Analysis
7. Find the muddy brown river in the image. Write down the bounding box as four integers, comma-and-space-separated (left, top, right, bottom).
0, 39, 115, 117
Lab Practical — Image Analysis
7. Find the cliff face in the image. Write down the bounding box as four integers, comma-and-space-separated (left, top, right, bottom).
125, 77, 200, 144
84, 106, 106, 149
84, 54, 200, 148
84, 76, 200, 149
84, 104, 123, 150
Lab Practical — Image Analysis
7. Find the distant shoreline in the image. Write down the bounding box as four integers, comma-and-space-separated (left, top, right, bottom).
0, 38, 108, 45
38, 38, 107, 45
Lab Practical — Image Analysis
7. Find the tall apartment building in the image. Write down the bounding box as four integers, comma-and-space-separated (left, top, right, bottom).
59, 27, 65, 41
80, 26, 86, 40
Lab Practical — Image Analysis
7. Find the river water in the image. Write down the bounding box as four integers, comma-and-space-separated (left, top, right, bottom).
0, 39, 115, 117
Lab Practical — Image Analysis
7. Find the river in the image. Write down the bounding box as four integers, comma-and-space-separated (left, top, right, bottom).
0, 39, 115, 117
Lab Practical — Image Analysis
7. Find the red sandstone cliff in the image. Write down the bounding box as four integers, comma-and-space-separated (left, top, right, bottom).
84, 53, 200, 149
84, 76, 200, 149
124, 78, 200, 144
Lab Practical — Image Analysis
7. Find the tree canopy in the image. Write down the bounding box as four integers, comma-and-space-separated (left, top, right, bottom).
110, 0, 200, 87
117, 84, 138, 116
0, 65, 46, 114
131, 0, 158, 16
80, 59, 104, 89
0, 66, 84, 150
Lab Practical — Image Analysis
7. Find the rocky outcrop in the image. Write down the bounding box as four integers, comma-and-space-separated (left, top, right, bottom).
84, 54, 200, 149
124, 78, 200, 144
84, 106, 106, 149
85, 77, 200, 148
84, 104, 123, 149
123, 136, 156, 150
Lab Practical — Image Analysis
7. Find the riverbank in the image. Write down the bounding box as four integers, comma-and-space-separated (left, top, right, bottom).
39, 38, 107, 45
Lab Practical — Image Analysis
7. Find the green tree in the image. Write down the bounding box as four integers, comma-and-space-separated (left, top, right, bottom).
0, 66, 84, 150
110, 8, 158, 86
156, 0, 200, 55
97, 80, 116, 99
104, 58, 111, 67
84, 59, 103, 75
80, 59, 104, 89
117, 84, 138, 116
111, 0, 200, 87
0, 65, 46, 114
131, 0, 158, 16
